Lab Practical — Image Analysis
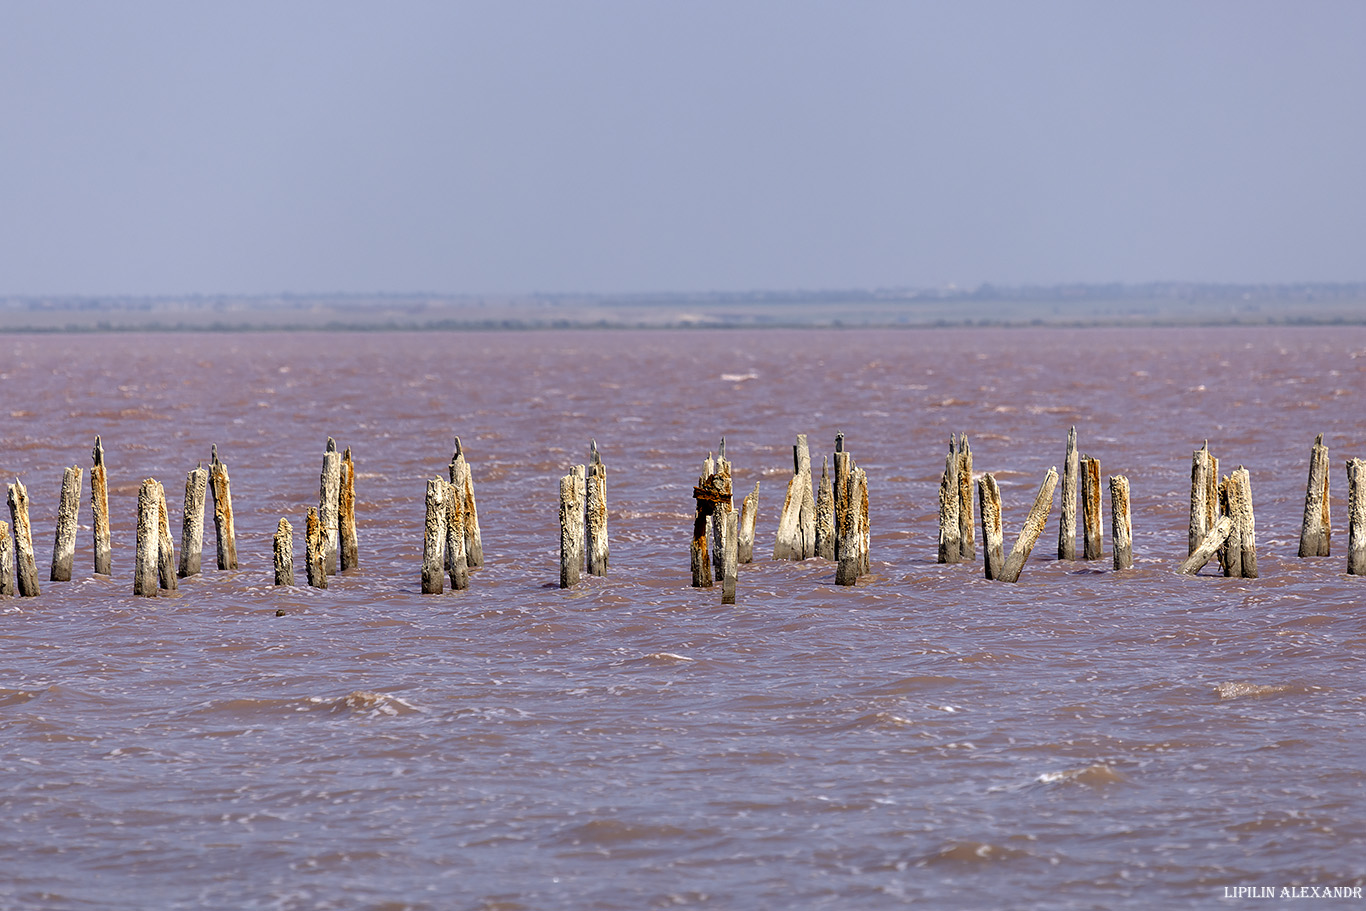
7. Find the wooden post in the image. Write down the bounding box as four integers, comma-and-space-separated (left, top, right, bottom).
7, 480, 40, 597
957, 435, 974, 561
692, 460, 732, 588
1058, 425, 1078, 560
208, 446, 237, 570
937, 438, 961, 564
709, 441, 731, 579
1347, 458, 1366, 577
1179, 516, 1234, 575
721, 507, 739, 605
1189, 442, 1216, 557
836, 468, 863, 586
1222, 467, 1258, 579
1109, 475, 1133, 571
318, 438, 341, 575
998, 467, 1058, 583
773, 434, 815, 560
738, 481, 759, 565
91, 436, 111, 575
1081, 455, 1102, 560
178, 467, 209, 578
305, 506, 327, 589
833, 442, 851, 565
449, 437, 484, 568
1297, 434, 1331, 558
339, 447, 359, 571
0, 520, 13, 597
815, 456, 835, 560
422, 478, 446, 594
584, 441, 608, 577
133, 478, 159, 597
155, 481, 177, 591
273, 518, 294, 586
859, 466, 870, 577
50, 465, 82, 582
560, 468, 584, 589
444, 479, 468, 591
978, 473, 1005, 581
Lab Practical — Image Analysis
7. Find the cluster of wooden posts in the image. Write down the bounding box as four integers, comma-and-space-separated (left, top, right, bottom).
4, 429, 1366, 600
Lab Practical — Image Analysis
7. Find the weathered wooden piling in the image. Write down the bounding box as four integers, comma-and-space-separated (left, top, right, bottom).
50, 465, 82, 582
560, 467, 585, 589
774, 434, 815, 560
422, 478, 446, 594
133, 479, 159, 597
1081, 455, 1102, 560
836, 468, 867, 586
7, 480, 40, 597
815, 457, 836, 561
720, 507, 739, 604
708, 441, 733, 579
450, 438, 484, 568
305, 506, 327, 589
998, 467, 1058, 584
444, 479, 468, 591
833, 437, 852, 564
155, 482, 177, 591
1058, 426, 1078, 560
937, 438, 961, 564
0, 520, 13, 597
340, 447, 360, 571
1297, 434, 1331, 558
273, 518, 294, 587
1179, 516, 1234, 575
1189, 442, 1218, 557
738, 481, 759, 565
692, 457, 732, 589
1109, 475, 1133, 571
1347, 458, 1366, 577
957, 435, 974, 561
585, 441, 609, 578
318, 438, 341, 575
978, 473, 1005, 581
91, 436, 111, 575
208, 446, 237, 570
178, 466, 209, 578
1220, 467, 1258, 578
858, 466, 871, 577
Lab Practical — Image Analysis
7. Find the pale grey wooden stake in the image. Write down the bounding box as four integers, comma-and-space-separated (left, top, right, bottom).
815, 456, 835, 561
560, 468, 585, 589
1109, 475, 1133, 571
1189, 442, 1217, 557
978, 473, 1005, 581
450, 438, 484, 567
91, 436, 111, 575
773, 434, 815, 560
0, 520, 13, 597
1081, 455, 1102, 560
50, 465, 82, 582
444, 479, 468, 591
1222, 467, 1258, 579
937, 438, 961, 564
318, 438, 341, 575
1347, 458, 1366, 576
421, 478, 446, 594
1178, 516, 1234, 575
7, 480, 39, 597
957, 435, 974, 562
209, 446, 238, 570
1059, 425, 1078, 560
340, 447, 359, 571
305, 506, 327, 589
738, 481, 759, 564
273, 518, 294, 587
155, 481, 177, 591
997, 467, 1058, 584
721, 507, 739, 605
179, 466, 208, 578
133, 478, 159, 597
1297, 434, 1331, 558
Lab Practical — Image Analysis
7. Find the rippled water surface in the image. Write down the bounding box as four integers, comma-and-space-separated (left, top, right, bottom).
2, 327, 1364, 910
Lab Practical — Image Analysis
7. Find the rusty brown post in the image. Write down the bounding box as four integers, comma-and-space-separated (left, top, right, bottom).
340, 446, 360, 571
209, 445, 237, 570
91, 436, 111, 575
305, 506, 327, 590
1081, 455, 1102, 560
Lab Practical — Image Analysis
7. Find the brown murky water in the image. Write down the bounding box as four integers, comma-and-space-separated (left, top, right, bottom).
2, 327, 1364, 910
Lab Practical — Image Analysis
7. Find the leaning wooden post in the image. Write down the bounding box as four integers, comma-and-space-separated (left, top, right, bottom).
7, 480, 40, 597
738, 481, 759, 564
0, 521, 13, 597
50, 465, 82, 582
978, 473, 1005, 581
721, 507, 739, 605
339, 447, 359, 571
421, 478, 446, 594
154, 482, 177, 591
91, 436, 111, 575
305, 506, 327, 589
1223, 467, 1258, 579
208, 446, 237, 570
937, 438, 961, 564
1058, 426, 1078, 560
559, 467, 585, 589
133, 478, 159, 597
444, 479, 468, 591
450, 437, 484, 568
1178, 516, 1234, 575
1189, 442, 1216, 557
815, 456, 836, 561
1347, 458, 1366, 576
957, 435, 974, 561
1081, 455, 1102, 560
178, 466, 208, 578
1109, 475, 1133, 571
318, 438, 341, 575
273, 518, 294, 586
1297, 434, 1331, 558
997, 467, 1058, 584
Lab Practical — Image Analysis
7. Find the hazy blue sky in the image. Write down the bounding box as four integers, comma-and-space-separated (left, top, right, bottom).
2, 2, 1363, 297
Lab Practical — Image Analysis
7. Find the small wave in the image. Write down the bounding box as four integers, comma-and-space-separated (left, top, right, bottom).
1035, 763, 1127, 787
720, 371, 758, 383
324, 691, 422, 718
640, 652, 695, 664
916, 840, 1033, 867
1215, 682, 1301, 701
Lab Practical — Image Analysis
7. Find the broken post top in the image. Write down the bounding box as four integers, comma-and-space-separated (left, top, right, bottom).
590, 439, 602, 465
835, 432, 844, 453
93, 436, 105, 466
211, 443, 220, 467
326, 437, 337, 452
453, 436, 463, 459
717, 436, 725, 460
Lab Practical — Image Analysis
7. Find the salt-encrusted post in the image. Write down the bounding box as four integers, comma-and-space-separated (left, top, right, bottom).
318, 438, 341, 575
422, 478, 446, 594
815, 456, 836, 561
1221, 467, 1258, 579
1109, 475, 1133, 571
1081, 455, 1102, 561
773, 434, 815, 560
178, 466, 209, 578
340, 447, 359, 571
208, 446, 237, 570
585, 441, 609, 577
1178, 516, 1234, 575
858, 466, 870, 577
833, 436, 852, 565
997, 467, 1058, 584
1058, 426, 1078, 560
444, 478, 468, 591
1297, 434, 1331, 558
305, 506, 327, 589
91, 436, 111, 575
7, 481, 40, 597
450, 437, 484, 568
836, 468, 867, 586
133, 478, 159, 597
273, 518, 294, 586
978, 473, 1005, 581
155, 481, 177, 591
937, 438, 961, 564
50, 465, 82, 582
1189, 442, 1217, 557
721, 507, 739, 605
738, 481, 759, 564
559, 466, 585, 589
957, 435, 974, 561
0, 521, 13, 596
1347, 458, 1366, 577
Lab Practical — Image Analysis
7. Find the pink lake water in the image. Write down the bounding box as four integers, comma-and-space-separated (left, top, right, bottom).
1, 326, 1364, 910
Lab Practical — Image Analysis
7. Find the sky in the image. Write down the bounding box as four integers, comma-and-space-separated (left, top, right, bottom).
2, 1, 1364, 298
